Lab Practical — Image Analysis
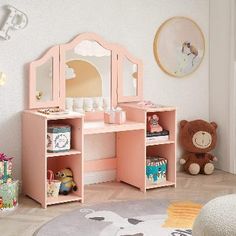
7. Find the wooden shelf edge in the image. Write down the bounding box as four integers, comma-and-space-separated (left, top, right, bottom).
46, 193, 82, 205
146, 140, 174, 146
47, 149, 81, 158
146, 180, 175, 189
84, 121, 145, 135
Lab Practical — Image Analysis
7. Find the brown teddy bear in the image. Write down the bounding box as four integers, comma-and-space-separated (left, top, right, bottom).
179, 119, 217, 175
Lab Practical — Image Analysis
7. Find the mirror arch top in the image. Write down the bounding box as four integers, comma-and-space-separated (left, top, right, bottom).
60, 32, 119, 52
29, 45, 60, 109
60, 32, 119, 109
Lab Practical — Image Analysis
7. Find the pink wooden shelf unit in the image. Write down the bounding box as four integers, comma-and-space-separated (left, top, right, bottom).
22, 33, 176, 208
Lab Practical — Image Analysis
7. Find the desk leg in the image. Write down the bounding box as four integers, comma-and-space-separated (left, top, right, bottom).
140, 187, 146, 193
116, 129, 146, 191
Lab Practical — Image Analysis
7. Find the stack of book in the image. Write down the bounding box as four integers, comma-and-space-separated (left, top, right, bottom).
146, 129, 169, 142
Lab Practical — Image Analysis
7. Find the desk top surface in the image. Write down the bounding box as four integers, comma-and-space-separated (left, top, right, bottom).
84, 120, 145, 135
120, 102, 176, 112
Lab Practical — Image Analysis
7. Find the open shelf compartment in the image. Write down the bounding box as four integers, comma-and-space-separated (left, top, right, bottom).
146, 143, 176, 189
47, 118, 83, 157
46, 117, 83, 206
146, 110, 176, 145
47, 154, 83, 205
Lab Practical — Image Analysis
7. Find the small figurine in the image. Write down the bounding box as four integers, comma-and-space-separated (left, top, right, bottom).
56, 168, 77, 195
147, 114, 163, 133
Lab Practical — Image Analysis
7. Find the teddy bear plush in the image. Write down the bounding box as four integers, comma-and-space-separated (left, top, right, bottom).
179, 119, 217, 175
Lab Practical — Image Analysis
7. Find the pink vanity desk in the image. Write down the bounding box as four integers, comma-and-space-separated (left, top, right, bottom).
22, 33, 176, 208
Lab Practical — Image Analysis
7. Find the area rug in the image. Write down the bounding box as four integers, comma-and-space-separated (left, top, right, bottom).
34, 199, 202, 236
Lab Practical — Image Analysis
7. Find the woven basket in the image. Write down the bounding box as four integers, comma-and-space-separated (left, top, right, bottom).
47, 170, 61, 198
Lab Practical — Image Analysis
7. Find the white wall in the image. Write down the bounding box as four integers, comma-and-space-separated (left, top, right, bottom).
235, 0, 236, 60
209, 0, 235, 173
0, 0, 210, 180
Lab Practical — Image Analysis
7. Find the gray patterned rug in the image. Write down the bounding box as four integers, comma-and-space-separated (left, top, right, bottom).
34, 199, 202, 236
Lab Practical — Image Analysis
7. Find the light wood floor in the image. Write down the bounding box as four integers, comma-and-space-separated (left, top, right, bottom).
1, 170, 236, 236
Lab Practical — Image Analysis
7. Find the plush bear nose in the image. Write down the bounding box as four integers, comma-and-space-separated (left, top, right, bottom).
202, 132, 205, 135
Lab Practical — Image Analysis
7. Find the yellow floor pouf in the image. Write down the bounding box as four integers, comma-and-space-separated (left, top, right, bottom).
0, 180, 19, 210
193, 194, 236, 236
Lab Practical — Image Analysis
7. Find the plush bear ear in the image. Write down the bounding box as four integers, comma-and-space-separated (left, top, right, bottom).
180, 120, 188, 128
210, 122, 217, 129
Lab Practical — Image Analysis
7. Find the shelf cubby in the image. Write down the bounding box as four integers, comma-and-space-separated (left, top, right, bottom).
46, 117, 83, 206
47, 154, 83, 204
146, 110, 176, 144
120, 103, 176, 192
146, 143, 176, 189
47, 117, 83, 154
22, 111, 84, 208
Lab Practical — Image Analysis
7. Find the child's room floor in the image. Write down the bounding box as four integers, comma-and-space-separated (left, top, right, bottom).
1, 170, 236, 236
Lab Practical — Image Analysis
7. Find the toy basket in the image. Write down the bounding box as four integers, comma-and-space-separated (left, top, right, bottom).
47, 170, 61, 198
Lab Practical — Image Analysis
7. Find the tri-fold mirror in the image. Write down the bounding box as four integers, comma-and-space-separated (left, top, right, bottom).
29, 33, 143, 112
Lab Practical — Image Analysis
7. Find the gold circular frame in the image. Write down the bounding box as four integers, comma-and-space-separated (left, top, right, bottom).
153, 17, 205, 78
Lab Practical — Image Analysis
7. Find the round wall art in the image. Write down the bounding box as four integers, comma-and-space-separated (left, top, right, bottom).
153, 17, 205, 78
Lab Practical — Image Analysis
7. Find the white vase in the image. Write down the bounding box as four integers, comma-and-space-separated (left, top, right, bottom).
65, 97, 73, 111
74, 97, 84, 109
93, 97, 103, 111
74, 108, 84, 114
103, 97, 110, 111
84, 98, 93, 112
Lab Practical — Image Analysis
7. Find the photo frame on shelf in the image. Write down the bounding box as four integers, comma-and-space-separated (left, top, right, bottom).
153, 16, 205, 78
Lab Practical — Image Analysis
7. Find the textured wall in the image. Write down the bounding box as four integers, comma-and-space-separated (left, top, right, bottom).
0, 0, 209, 180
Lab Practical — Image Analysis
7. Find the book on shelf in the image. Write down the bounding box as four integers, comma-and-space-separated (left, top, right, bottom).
146, 129, 169, 142
146, 129, 169, 137
146, 135, 169, 142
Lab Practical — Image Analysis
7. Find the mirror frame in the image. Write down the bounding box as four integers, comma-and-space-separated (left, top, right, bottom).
117, 48, 143, 103
28, 32, 144, 111
60, 32, 119, 110
29, 46, 60, 109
